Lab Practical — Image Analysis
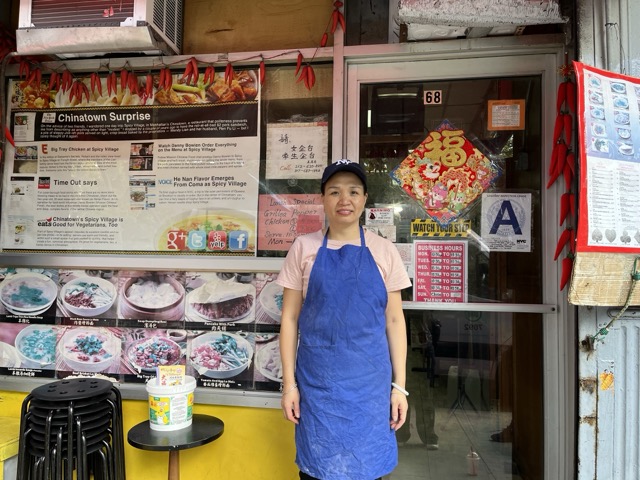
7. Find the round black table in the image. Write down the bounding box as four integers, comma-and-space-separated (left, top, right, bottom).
128, 414, 224, 480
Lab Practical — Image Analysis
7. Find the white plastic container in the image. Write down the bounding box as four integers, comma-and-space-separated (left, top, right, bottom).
146, 375, 196, 431
467, 447, 480, 476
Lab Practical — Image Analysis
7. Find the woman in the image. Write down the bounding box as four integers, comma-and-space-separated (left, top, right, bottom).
277, 159, 411, 480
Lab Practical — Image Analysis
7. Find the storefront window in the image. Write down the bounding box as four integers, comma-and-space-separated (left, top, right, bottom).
258, 62, 333, 258
359, 76, 543, 304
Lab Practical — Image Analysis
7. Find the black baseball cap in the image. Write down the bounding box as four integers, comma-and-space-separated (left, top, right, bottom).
320, 159, 367, 193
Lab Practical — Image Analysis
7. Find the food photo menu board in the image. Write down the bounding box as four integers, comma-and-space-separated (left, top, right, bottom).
0, 268, 283, 392
2, 70, 260, 255
413, 240, 468, 302
574, 61, 640, 253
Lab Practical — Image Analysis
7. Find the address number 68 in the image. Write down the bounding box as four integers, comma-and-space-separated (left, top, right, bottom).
423, 90, 443, 105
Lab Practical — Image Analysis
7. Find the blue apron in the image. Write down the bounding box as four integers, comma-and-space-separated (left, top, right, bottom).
295, 227, 396, 480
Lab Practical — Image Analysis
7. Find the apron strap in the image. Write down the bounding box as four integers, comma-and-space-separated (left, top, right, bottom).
322, 226, 367, 247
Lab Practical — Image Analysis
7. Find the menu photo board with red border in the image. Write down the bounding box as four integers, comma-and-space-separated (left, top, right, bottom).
413, 239, 468, 303
573, 61, 640, 253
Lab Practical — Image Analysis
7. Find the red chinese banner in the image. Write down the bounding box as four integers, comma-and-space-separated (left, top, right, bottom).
390, 120, 500, 227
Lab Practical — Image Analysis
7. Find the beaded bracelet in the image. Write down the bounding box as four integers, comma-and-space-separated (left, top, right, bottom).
281, 383, 298, 395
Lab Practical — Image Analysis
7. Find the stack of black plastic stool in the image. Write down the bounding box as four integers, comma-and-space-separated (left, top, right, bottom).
17, 377, 126, 480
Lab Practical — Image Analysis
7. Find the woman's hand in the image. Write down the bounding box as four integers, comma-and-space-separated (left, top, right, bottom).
389, 391, 408, 430
281, 387, 300, 424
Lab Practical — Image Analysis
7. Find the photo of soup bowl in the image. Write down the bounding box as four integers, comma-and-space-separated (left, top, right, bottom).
15, 325, 58, 369
59, 276, 117, 317
0, 272, 57, 315
127, 336, 183, 372
259, 281, 284, 323
189, 332, 253, 379
60, 328, 120, 373
119, 274, 185, 320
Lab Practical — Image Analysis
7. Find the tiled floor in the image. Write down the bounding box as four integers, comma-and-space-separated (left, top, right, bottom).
385, 350, 520, 480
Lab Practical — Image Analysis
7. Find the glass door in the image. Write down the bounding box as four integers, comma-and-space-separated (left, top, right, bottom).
344, 51, 569, 479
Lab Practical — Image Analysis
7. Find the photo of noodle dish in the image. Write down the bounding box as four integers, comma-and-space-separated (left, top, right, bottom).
59, 328, 120, 373
127, 335, 183, 372
186, 276, 255, 323
0, 272, 57, 316
59, 276, 116, 317
189, 332, 253, 379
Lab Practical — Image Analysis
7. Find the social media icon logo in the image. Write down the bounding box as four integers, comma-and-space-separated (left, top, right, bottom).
208, 230, 227, 250
187, 230, 207, 250
228, 230, 249, 251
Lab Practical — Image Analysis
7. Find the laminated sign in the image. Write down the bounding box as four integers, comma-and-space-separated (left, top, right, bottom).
480, 193, 531, 252
390, 120, 500, 226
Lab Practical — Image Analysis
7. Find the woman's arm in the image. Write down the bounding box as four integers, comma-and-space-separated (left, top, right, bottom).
280, 287, 303, 423
386, 289, 409, 430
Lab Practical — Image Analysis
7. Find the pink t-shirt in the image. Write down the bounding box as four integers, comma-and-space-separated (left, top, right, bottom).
276, 229, 412, 299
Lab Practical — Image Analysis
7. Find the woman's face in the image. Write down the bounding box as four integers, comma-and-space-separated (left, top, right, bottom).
322, 172, 367, 228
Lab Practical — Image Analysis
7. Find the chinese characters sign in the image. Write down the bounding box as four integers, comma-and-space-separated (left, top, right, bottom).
265, 122, 328, 179
390, 120, 500, 226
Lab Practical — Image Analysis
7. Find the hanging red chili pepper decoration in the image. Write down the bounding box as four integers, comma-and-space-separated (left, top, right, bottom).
548, 142, 559, 177
259, 57, 265, 86
4, 126, 15, 148
225, 62, 234, 86
306, 65, 316, 90
560, 254, 574, 291
295, 52, 303, 77
61, 70, 73, 92
565, 79, 576, 114
203, 65, 215, 85
128, 72, 138, 94
563, 161, 573, 191
189, 58, 199, 86
560, 193, 571, 226
565, 149, 575, 176
320, 32, 329, 48
552, 113, 564, 144
19, 60, 29, 79
120, 69, 128, 91
49, 72, 60, 92
297, 65, 308, 86
569, 193, 576, 217
555, 141, 568, 177
556, 81, 567, 113
554, 228, 572, 260
34, 68, 42, 91
164, 68, 173, 90
145, 73, 153, 99
563, 112, 572, 143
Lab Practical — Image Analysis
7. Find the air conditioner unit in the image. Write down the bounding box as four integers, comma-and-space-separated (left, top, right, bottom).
16, 0, 183, 57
